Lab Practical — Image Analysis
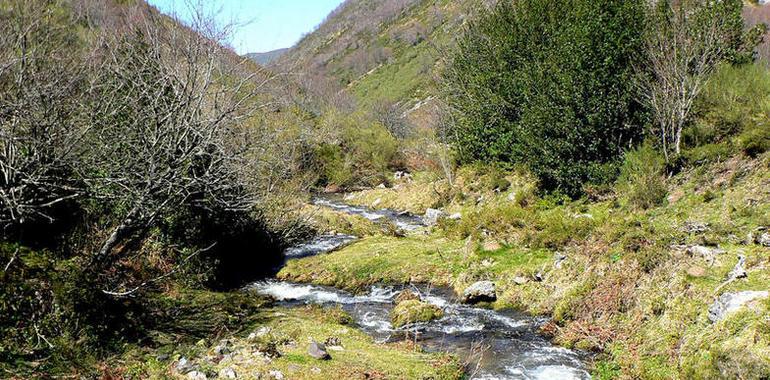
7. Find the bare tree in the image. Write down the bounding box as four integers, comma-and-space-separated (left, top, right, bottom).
636, 0, 756, 161
0, 1, 89, 229
84, 5, 269, 268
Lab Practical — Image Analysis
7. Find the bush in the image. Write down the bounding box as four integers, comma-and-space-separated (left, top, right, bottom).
617, 144, 667, 209
443, 0, 646, 197
692, 63, 770, 148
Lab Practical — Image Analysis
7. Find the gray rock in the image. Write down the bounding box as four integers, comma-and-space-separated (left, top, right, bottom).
268, 370, 284, 380
686, 245, 726, 264
423, 208, 445, 225
186, 371, 207, 380
756, 232, 770, 247
554, 252, 567, 269
308, 341, 331, 360
727, 255, 748, 281
683, 221, 709, 234
708, 291, 769, 323
218, 367, 237, 379
214, 341, 231, 356
448, 212, 462, 220
462, 280, 497, 304
513, 276, 529, 285
176, 357, 194, 374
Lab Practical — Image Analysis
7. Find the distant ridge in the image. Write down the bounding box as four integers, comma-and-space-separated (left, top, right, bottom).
246, 48, 289, 65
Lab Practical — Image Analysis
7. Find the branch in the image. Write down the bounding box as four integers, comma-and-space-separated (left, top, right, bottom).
101, 243, 216, 298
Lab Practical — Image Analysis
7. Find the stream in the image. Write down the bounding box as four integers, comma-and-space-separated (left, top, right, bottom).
248, 196, 591, 380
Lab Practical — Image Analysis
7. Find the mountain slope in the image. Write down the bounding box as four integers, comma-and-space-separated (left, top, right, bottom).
272, 0, 489, 129
246, 47, 289, 65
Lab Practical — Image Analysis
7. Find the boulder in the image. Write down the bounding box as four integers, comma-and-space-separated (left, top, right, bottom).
708, 291, 769, 323
218, 367, 237, 379
308, 341, 331, 360
390, 299, 444, 328
423, 208, 445, 225
186, 371, 207, 380
462, 281, 497, 304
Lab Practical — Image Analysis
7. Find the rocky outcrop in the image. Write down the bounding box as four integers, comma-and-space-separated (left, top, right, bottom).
462, 280, 497, 304
708, 291, 769, 323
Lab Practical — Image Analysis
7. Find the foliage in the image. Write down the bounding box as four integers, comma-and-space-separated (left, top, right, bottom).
616, 144, 668, 209
443, 0, 646, 197
313, 111, 400, 188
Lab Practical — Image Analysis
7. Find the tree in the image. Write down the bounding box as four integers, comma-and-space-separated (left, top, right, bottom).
0, 1, 88, 229
443, 0, 646, 196
83, 8, 268, 270
636, 0, 765, 161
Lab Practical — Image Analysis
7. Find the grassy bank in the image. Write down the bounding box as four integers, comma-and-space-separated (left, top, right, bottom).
280, 152, 770, 379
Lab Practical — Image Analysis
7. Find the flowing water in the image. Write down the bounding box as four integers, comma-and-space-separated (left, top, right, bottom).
248, 195, 591, 380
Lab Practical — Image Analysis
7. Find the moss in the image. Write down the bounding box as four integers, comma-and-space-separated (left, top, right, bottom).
391, 299, 444, 328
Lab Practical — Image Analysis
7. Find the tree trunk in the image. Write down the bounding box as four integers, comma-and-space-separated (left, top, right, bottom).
91, 206, 139, 266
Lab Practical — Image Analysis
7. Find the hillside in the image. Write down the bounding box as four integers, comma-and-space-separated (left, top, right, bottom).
272, 0, 490, 129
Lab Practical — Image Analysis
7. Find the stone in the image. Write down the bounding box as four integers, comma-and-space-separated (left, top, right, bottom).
376, 183, 386, 189
176, 357, 194, 374
214, 341, 231, 355
482, 240, 501, 251
308, 341, 331, 360
481, 258, 495, 267
507, 191, 517, 202
371, 198, 382, 207
686, 266, 707, 277
756, 231, 770, 247
727, 255, 748, 281
248, 326, 271, 341
311, 367, 322, 374
448, 212, 462, 220
394, 289, 420, 303
324, 336, 342, 348
686, 245, 726, 264
186, 371, 207, 380
268, 370, 284, 380
462, 280, 497, 304
683, 221, 709, 234
287, 364, 301, 373
708, 291, 769, 323
554, 252, 567, 269
218, 367, 237, 379
423, 208, 445, 225
323, 184, 341, 193
513, 276, 529, 285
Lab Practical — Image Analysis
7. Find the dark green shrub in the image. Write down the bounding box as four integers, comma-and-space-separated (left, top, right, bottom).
443, 0, 646, 197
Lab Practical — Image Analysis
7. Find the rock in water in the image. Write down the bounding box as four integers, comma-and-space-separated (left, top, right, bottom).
462, 280, 497, 304
423, 208, 445, 225
390, 299, 443, 327
708, 291, 769, 323
394, 289, 420, 303
308, 341, 331, 360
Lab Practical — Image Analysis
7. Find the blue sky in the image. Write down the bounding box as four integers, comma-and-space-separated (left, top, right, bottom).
147, 0, 345, 54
